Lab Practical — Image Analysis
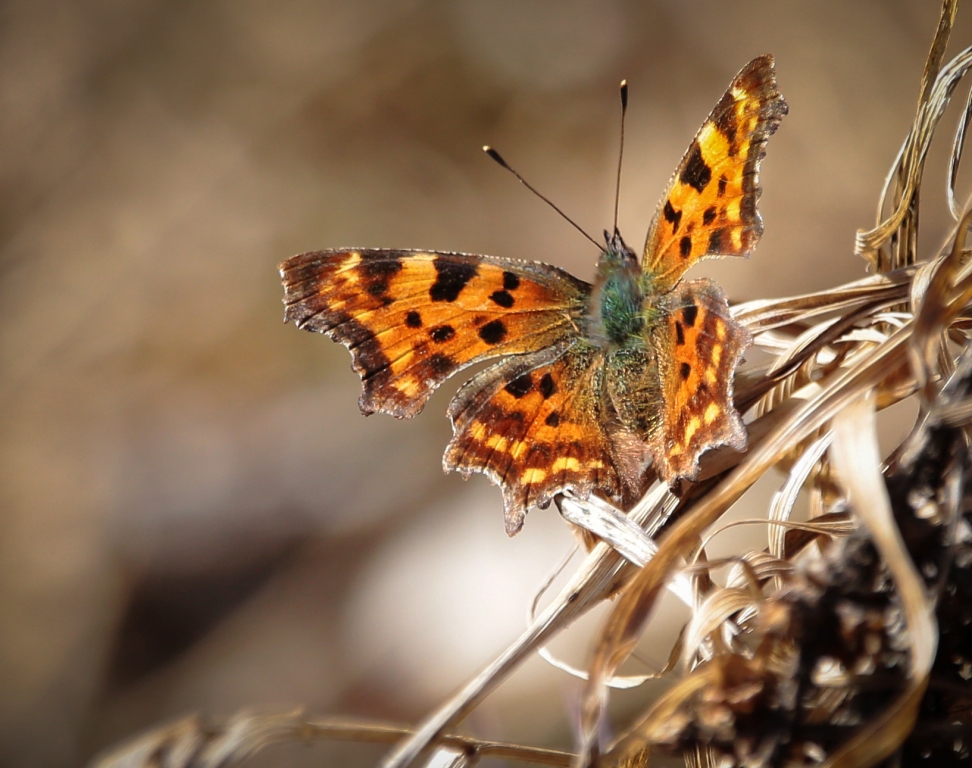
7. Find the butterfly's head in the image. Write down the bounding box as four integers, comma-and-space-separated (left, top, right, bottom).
598, 228, 639, 275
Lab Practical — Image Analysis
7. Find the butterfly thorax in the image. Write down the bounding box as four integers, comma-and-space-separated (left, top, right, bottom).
589, 230, 656, 348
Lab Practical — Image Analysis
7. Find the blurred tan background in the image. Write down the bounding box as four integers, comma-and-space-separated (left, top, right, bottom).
0, 1, 969, 766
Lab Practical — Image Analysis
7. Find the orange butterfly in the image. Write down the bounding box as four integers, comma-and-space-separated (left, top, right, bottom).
280, 56, 787, 534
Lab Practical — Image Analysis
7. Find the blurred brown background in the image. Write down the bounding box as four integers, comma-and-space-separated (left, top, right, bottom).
0, 1, 968, 766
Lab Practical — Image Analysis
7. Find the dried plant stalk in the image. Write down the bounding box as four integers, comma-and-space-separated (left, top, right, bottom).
90, 710, 574, 768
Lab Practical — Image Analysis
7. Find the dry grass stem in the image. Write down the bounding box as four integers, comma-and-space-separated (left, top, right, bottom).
91, 711, 575, 768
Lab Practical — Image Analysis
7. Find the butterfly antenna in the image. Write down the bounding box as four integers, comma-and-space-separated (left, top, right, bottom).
483, 146, 602, 251
613, 79, 628, 235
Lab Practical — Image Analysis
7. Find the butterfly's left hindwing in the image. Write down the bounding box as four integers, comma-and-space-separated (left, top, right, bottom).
281, 250, 590, 418
648, 279, 750, 482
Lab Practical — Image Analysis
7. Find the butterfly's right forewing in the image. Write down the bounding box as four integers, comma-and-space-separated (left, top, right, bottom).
281, 249, 589, 418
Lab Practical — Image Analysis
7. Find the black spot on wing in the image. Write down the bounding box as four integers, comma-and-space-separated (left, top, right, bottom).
683, 305, 698, 327
680, 362, 691, 380
479, 319, 507, 345
680, 143, 712, 193
663, 200, 682, 233
367, 282, 388, 297
679, 236, 692, 258
708, 228, 726, 253
429, 325, 455, 343
717, 175, 728, 196
538, 373, 557, 399
715, 97, 738, 153
528, 443, 553, 464
405, 311, 422, 328
675, 321, 685, 345
544, 411, 560, 427
361, 258, 402, 299
425, 353, 454, 377
504, 373, 533, 398
361, 258, 403, 281
489, 290, 515, 308
430, 259, 478, 302
702, 207, 716, 225
503, 271, 520, 291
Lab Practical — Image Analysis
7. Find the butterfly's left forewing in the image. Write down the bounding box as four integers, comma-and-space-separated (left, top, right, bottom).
281, 249, 589, 418
642, 55, 787, 291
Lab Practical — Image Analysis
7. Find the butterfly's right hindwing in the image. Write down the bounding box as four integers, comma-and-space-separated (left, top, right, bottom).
445, 342, 623, 534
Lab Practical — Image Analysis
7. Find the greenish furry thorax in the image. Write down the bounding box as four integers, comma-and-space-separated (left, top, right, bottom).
592, 230, 656, 347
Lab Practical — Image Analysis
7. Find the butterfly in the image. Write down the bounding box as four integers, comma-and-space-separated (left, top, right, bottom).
280, 55, 787, 535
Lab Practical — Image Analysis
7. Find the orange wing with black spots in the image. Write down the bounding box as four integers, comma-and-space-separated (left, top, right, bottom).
444, 343, 628, 535
280, 249, 589, 419
642, 55, 787, 291
648, 279, 751, 482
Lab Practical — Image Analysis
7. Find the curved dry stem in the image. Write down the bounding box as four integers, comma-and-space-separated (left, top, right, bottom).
90, 710, 575, 768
